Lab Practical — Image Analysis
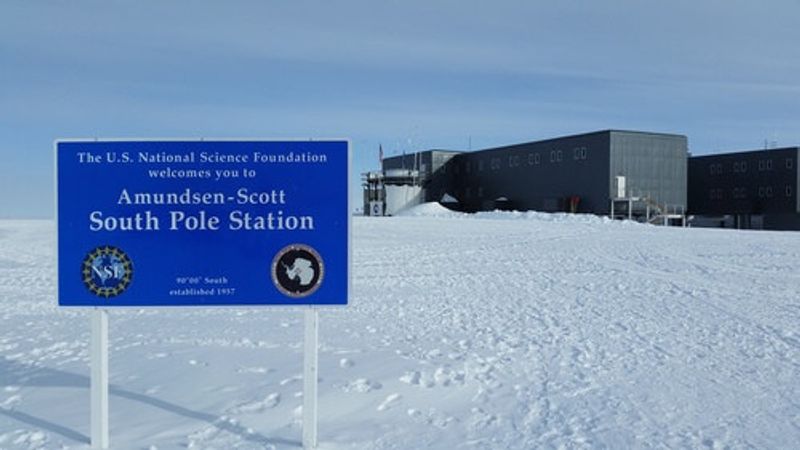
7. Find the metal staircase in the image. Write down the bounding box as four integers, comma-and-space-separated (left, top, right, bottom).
644, 197, 686, 226
610, 192, 686, 226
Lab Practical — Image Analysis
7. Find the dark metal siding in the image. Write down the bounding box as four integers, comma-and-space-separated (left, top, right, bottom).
382, 152, 429, 172
425, 151, 460, 202
688, 147, 799, 215
451, 132, 611, 213
609, 132, 688, 209
382, 150, 461, 203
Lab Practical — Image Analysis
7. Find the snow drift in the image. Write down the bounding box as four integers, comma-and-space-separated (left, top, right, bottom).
1, 214, 799, 449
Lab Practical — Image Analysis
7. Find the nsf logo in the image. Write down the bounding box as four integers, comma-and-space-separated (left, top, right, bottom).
82, 246, 133, 298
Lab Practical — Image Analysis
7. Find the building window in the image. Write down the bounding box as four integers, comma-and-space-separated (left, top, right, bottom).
709, 188, 724, 200
550, 151, 556, 163
509, 155, 520, 168
766, 186, 773, 197
759, 159, 774, 171
786, 185, 793, 197
733, 161, 748, 173
523, 153, 542, 165
709, 163, 723, 175
733, 187, 747, 199
557, 150, 563, 162
573, 147, 587, 160
490, 158, 501, 170
787, 158, 794, 169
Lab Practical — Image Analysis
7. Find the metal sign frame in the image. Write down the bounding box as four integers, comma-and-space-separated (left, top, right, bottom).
55, 138, 351, 308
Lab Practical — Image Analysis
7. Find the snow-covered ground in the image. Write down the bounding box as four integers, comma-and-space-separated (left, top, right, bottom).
1, 207, 800, 449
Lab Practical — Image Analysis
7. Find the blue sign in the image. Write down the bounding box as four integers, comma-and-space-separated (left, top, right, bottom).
56, 140, 350, 306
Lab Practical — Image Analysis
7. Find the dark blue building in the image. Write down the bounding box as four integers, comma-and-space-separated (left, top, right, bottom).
381, 130, 688, 216
688, 147, 800, 230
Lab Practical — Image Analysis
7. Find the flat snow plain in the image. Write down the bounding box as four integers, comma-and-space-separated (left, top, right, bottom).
1, 205, 799, 449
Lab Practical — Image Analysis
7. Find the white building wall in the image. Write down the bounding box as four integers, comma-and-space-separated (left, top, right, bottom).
385, 185, 422, 215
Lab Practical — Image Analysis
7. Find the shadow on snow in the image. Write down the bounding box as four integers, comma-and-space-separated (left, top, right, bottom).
0, 356, 301, 447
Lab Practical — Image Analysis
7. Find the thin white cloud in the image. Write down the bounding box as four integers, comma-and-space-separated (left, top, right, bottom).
2, 0, 800, 217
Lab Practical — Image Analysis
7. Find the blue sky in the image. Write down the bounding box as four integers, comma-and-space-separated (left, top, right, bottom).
2, 0, 799, 217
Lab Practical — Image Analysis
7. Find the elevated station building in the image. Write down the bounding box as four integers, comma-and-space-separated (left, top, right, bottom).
365, 130, 688, 224
364, 129, 800, 231
448, 130, 686, 219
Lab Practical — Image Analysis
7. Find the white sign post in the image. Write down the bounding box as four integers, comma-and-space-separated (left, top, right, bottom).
90, 308, 109, 449
88, 308, 321, 449
303, 309, 319, 449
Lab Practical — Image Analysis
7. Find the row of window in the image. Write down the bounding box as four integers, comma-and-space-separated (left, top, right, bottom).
708, 158, 794, 175
459, 147, 589, 173
709, 185, 794, 200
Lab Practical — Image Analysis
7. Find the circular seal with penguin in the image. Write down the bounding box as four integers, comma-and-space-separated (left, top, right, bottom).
82, 245, 133, 298
272, 244, 324, 298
